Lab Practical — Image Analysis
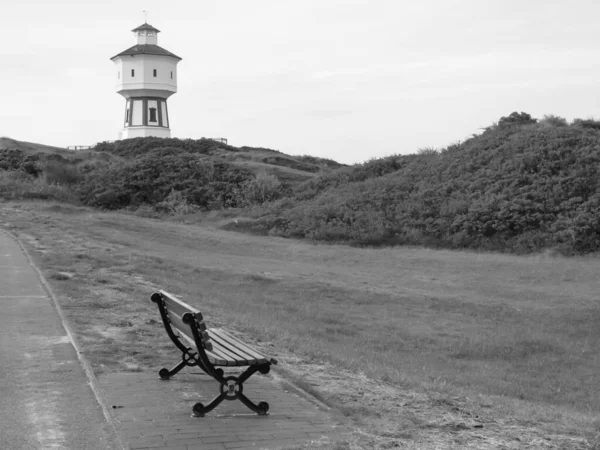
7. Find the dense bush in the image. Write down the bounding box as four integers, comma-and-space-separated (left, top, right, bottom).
0, 149, 41, 176
246, 114, 600, 254
242, 172, 282, 205
76, 149, 254, 210
93, 137, 238, 158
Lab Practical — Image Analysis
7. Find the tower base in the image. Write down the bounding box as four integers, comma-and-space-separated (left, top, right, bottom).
120, 127, 171, 139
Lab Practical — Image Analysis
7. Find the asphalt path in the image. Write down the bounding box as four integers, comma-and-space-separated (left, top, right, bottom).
0, 230, 119, 450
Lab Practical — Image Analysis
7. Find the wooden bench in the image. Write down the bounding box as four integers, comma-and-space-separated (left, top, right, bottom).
151, 290, 278, 416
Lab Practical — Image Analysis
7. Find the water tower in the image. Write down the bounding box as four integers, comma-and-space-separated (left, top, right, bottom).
111, 23, 182, 139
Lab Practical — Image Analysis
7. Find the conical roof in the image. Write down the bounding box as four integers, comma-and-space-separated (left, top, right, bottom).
110, 44, 182, 60
132, 23, 161, 33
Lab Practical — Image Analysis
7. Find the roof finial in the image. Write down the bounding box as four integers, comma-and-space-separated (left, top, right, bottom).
143, 10, 148, 23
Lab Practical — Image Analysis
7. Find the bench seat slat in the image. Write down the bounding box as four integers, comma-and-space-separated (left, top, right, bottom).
209, 330, 256, 361
209, 334, 257, 365
212, 342, 255, 365
208, 338, 247, 366
210, 329, 268, 364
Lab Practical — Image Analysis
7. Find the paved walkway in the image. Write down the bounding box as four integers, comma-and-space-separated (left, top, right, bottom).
99, 371, 345, 450
0, 230, 119, 449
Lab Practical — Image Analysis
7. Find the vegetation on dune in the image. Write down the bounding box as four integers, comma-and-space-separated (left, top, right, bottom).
0, 137, 317, 211
94, 136, 236, 158
77, 149, 254, 210
234, 112, 600, 254
2, 112, 600, 254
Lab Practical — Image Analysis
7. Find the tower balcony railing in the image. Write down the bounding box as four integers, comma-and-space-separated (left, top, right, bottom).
116, 80, 177, 93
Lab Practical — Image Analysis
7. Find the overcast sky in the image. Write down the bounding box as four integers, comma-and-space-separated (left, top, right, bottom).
1, 0, 599, 164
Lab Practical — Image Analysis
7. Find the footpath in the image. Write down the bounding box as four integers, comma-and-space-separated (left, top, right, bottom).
0, 230, 118, 449
100, 371, 345, 449
1, 229, 346, 450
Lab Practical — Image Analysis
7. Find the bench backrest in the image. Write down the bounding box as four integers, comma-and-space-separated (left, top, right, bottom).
151, 290, 213, 351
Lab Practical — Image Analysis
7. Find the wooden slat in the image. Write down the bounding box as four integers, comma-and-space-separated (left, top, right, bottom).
210, 339, 249, 366
167, 311, 211, 345
211, 337, 255, 364
210, 328, 268, 364
174, 328, 196, 349
175, 330, 256, 367
209, 330, 261, 364
166, 312, 194, 341
173, 327, 228, 366
206, 350, 237, 366
208, 346, 242, 367
159, 290, 201, 318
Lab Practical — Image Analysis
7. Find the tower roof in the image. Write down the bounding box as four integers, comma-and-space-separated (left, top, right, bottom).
132, 23, 161, 33
110, 44, 182, 61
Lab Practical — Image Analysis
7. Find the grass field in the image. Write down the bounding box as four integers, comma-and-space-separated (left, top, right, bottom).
1, 201, 598, 449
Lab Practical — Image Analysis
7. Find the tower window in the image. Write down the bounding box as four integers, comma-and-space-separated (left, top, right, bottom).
148, 32, 154, 36
125, 101, 131, 126
131, 69, 135, 77
118, 71, 120, 79
149, 108, 157, 123
153, 69, 157, 77
170, 71, 173, 79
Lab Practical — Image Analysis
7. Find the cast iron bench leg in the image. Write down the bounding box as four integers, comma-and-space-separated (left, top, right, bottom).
192, 363, 271, 416
159, 350, 202, 380
193, 393, 226, 417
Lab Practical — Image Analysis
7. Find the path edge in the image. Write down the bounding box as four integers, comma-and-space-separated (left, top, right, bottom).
2, 228, 126, 450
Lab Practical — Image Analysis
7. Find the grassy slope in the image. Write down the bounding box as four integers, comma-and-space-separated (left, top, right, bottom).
1, 201, 598, 448
0, 137, 72, 155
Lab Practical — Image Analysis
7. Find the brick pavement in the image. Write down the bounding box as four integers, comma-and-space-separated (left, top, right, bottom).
98, 369, 347, 450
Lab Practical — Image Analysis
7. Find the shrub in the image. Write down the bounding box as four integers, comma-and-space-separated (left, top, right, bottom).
0, 170, 77, 203
155, 189, 199, 215
539, 115, 568, 127
76, 151, 254, 210
42, 161, 83, 186
498, 111, 537, 127
242, 172, 282, 205
571, 118, 600, 130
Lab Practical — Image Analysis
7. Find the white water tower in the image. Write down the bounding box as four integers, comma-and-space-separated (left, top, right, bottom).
111, 23, 182, 139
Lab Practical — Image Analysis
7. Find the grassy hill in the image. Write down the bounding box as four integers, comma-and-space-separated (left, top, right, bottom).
231, 113, 600, 254
2, 112, 600, 255
0, 137, 73, 155
0, 136, 342, 209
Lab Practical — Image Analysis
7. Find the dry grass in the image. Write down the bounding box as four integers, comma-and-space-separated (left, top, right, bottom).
1, 200, 599, 449
0, 136, 99, 159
